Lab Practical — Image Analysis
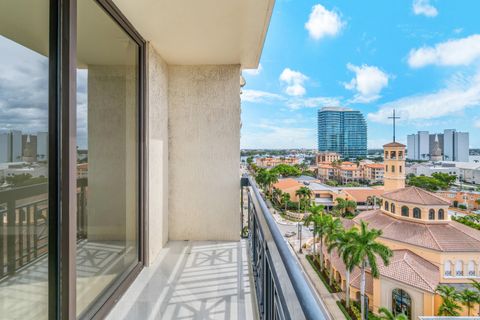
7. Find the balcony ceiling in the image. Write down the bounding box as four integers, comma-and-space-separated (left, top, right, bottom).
112, 0, 275, 68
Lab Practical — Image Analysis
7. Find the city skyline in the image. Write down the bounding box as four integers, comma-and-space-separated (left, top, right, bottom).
241, 0, 480, 149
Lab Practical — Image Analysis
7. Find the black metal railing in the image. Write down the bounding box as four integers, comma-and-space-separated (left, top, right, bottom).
241, 174, 329, 320
0, 177, 88, 279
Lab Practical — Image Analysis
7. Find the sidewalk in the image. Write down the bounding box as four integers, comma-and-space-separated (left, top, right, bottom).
291, 242, 347, 320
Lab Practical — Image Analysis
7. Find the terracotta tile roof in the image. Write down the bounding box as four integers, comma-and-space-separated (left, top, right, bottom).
341, 218, 356, 230
343, 189, 385, 203
353, 210, 480, 252
382, 186, 450, 206
351, 269, 373, 295
364, 163, 384, 169
383, 142, 406, 147
273, 178, 302, 190
378, 250, 439, 293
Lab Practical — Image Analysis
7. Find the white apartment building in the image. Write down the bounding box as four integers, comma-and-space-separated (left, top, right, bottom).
407, 129, 469, 162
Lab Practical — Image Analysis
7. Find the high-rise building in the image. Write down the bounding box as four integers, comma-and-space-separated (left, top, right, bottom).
10, 130, 22, 162
317, 107, 367, 160
407, 129, 469, 162
37, 132, 48, 161
0, 132, 10, 163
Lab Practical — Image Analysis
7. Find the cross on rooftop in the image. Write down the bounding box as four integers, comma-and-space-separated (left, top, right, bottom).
388, 109, 400, 142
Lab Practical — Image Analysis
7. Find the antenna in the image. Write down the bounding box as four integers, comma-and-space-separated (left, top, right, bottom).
388, 109, 400, 142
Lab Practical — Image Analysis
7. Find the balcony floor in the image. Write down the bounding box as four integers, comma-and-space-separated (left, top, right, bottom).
107, 240, 256, 320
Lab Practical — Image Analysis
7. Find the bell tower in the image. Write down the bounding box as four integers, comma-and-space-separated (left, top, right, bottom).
383, 109, 406, 192
383, 142, 406, 192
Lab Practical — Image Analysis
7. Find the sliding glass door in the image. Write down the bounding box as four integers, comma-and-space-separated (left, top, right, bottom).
0, 0, 143, 318
76, 0, 140, 317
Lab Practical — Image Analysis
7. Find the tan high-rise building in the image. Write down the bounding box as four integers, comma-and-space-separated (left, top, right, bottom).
383, 142, 406, 192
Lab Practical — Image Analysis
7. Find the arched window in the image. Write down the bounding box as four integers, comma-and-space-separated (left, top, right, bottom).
392, 289, 411, 320
444, 260, 452, 277
385, 201, 389, 211
456, 260, 464, 276
391, 203, 396, 214
401, 206, 409, 217
392, 165, 395, 173
399, 165, 402, 173
468, 260, 476, 276
385, 165, 388, 172
385, 151, 389, 159
413, 208, 421, 219
398, 151, 403, 159
438, 209, 445, 220
391, 151, 396, 159
429, 209, 435, 220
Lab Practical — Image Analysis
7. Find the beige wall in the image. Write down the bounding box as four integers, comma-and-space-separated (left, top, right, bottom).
168, 65, 241, 241
146, 44, 169, 264
379, 277, 427, 320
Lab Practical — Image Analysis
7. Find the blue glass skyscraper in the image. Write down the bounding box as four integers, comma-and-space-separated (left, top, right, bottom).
317, 107, 367, 159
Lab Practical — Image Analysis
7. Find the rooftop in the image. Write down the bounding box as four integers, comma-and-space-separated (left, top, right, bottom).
353, 210, 480, 252
382, 186, 450, 206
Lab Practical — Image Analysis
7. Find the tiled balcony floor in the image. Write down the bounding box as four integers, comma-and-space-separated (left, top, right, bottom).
107, 240, 256, 320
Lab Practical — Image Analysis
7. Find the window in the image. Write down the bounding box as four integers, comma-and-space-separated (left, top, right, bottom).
385, 201, 389, 211
392, 165, 395, 173
391, 203, 396, 214
438, 209, 445, 220
0, 2, 49, 318
76, 1, 142, 317
413, 208, 421, 219
390, 151, 396, 159
468, 261, 475, 277
401, 206, 409, 217
399, 165, 402, 173
385, 151, 389, 159
444, 261, 452, 277
456, 260, 464, 276
398, 151, 403, 159
386, 165, 388, 172
392, 289, 411, 320
429, 209, 435, 220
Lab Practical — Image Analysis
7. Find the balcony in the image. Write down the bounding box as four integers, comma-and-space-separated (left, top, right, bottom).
0, 175, 328, 319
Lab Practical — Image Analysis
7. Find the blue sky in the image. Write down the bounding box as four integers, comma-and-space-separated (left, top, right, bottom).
241, 0, 480, 149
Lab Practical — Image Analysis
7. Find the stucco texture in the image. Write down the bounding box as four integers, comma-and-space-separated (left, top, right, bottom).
168, 65, 241, 241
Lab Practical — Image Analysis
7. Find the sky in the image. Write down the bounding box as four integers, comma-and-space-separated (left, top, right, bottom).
240, 0, 480, 149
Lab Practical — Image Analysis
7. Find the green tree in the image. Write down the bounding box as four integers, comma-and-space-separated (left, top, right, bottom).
459, 288, 479, 316
378, 307, 408, 320
335, 197, 347, 214
435, 285, 462, 316
328, 229, 356, 307
345, 200, 357, 215
343, 221, 392, 320
313, 214, 334, 270
304, 204, 325, 257
324, 217, 343, 285
280, 192, 290, 212
246, 156, 254, 165
272, 188, 282, 205
432, 172, 457, 188
295, 186, 312, 212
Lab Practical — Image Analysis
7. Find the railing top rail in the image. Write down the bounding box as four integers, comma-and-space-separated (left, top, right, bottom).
243, 173, 328, 320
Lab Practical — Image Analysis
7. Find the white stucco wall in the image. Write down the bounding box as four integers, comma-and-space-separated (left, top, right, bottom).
146, 44, 169, 264
168, 65, 241, 241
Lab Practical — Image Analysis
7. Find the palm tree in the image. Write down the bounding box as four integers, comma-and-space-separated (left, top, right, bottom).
324, 217, 343, 285
280, 192, 290, 212
335, 197, 347, 214
345, 200, 357, 215
296, 186, 312, 212
343, 221, 392, 320
328, 229, 355, 307
366, 196, 373, 210
304, 204, 325, 257
272, 188, 282, 205
378, 307, 408, 320
459, 288, 479, 316
436, 285, 462, 316
313, 214, 334, 270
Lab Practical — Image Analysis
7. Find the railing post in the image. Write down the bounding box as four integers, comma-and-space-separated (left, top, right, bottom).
7, 199, 16, 275
0, 210, 4, 278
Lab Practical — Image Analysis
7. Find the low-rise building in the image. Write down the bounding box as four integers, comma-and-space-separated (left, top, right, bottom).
315, 151, 341, 165
255, 156, 299, 168
436, 190, 480, 210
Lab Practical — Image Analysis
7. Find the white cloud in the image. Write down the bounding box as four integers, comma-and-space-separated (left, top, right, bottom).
286, 96, 341, 109
408, 34, 480, 68
279, 68, 308, 96
344, 63, 389, 103
474, 118, 480, 128
412, 0, 438, 17
243, 64, 263, 76
368, 71, 480, 123
305, 4, 344, 41
241, 89, 284, 104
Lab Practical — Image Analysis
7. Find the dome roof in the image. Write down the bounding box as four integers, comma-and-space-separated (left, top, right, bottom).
382, 186, 450, 206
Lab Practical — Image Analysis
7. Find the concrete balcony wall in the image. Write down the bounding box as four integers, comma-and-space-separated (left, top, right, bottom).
146, 44, 170, 264
168, 65, 241, 241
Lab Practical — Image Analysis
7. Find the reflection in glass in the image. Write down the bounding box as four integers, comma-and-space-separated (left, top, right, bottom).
0, 1, 49, 319
76, 0, 139, 317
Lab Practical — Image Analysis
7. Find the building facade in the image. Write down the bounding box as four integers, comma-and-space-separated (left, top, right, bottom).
317, 107, 367, 160
407, 129, 469, 162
